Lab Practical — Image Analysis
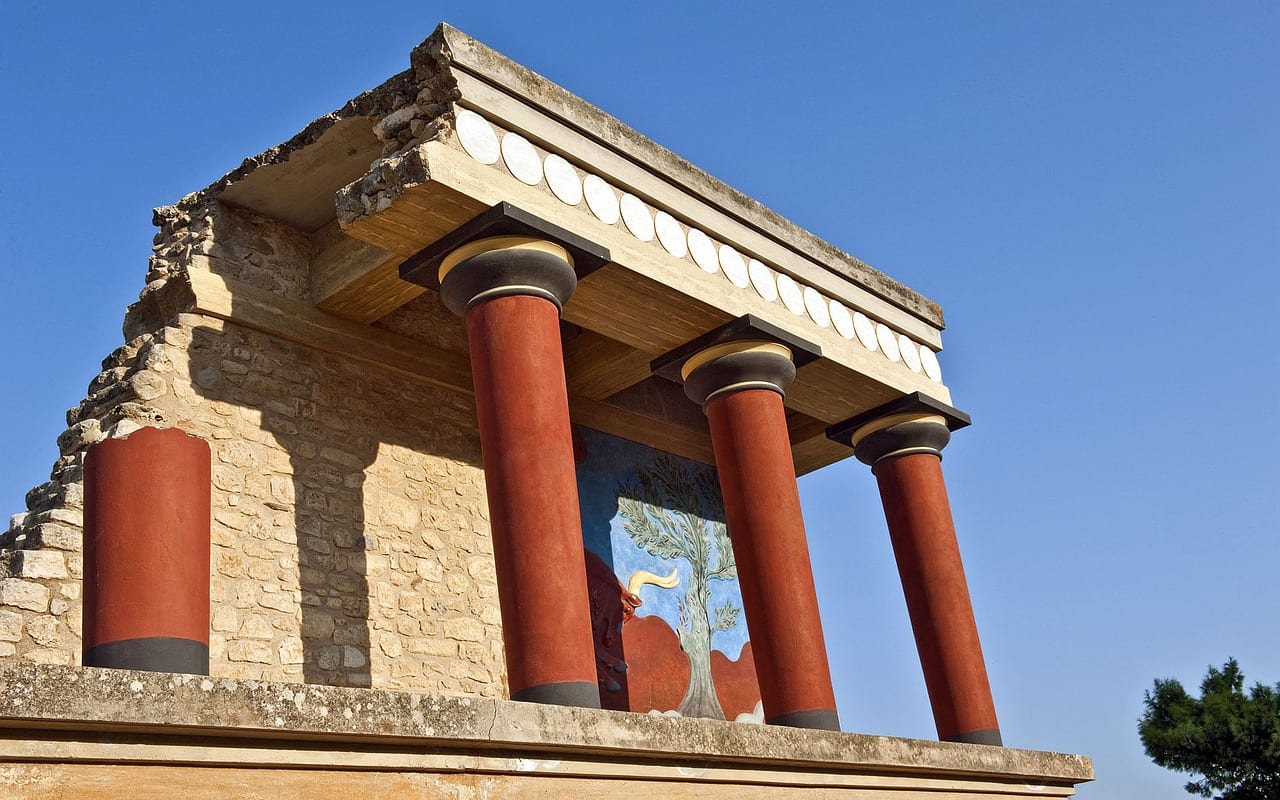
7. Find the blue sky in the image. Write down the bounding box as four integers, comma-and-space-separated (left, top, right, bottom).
2, 3, 1276, 797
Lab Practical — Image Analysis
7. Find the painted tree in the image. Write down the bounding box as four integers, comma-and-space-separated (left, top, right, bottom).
1139, 659, 1280, 800
618, 455, 739, 719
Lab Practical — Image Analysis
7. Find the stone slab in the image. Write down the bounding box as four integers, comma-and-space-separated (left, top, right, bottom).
0, 664, 1092, 795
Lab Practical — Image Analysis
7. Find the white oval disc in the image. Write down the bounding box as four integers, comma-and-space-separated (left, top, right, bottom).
688, 229, 719, 273
655, 212, 688, 258
853, 311, 878, 351
543, 154, 582, 205
899, 335, 922, 372
719, 245, 750, 287
455, 109, 499, 165
876, 324, 901, 363
748, 259, 777, 302
583, 175, 620, 224
920, 348, 943, 382
777, 274, 806, 315
804, 287, 831, 327
501, 133, 543, 186
620, 194, 655, 241
829, 300, 855, 339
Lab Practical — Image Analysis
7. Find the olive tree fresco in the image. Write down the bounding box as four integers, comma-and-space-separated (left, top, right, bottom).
574, 426, 759, 720
617, 456, 740, 720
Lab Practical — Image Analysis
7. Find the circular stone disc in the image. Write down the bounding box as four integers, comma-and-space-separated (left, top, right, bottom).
620, 194, 655, 241
688, 229, 719, 273
719, 245, 750, 287
654, 212, 687, 258
583, 175, 620, 224
876, 324, 902, 363
777, 274, 805, 315
920, 348, 943, 382
543, 154, 582, 205
804, 287, 831, 327
455, 109, 499, 165
829, 300, 855, 340
899, 335, 922, 372
501, 133, 543, 186
853, 311, 878, 351
748, 259, 777, 302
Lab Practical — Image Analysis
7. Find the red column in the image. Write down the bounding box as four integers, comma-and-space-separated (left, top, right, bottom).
832, 397, 1002, 746
82, 426, 210, 674
682, 341, 839, 730
874, 452, 1000, 744
441, 238, 600, 708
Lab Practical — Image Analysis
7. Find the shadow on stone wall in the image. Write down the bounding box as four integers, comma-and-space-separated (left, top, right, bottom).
185, 316, 488, 688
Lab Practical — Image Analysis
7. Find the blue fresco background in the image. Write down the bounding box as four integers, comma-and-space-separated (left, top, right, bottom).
575, 426, 749, 661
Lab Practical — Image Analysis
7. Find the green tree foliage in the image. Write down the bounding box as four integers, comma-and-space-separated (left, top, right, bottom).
1139, 659, 1280, 800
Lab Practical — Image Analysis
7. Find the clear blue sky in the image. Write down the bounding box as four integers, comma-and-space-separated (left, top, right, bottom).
2, 3, 1276, 797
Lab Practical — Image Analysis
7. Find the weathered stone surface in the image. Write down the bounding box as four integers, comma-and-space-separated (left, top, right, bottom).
0, 580, 50, 612
0, 611, 22, 643
3, 298, 501, 691
25, 523, 81, 551
0, 664, 1093, 793
10, 551, 67, 580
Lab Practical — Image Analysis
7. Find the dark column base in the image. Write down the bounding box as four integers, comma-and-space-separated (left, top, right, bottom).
83, 637, 209, 675
943, 727, 1004, 746
510, 681, 602, 709
766, 707, 841, 731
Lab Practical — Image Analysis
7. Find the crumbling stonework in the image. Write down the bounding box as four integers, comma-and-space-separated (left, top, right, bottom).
1, 200, 503, 696
0, 25, 530, 695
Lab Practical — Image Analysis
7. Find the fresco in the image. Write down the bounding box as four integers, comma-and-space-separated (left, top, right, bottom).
574, 425, 762, 721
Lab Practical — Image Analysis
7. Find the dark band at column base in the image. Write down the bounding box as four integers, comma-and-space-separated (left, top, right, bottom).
943, 728, 1003, 746
766, 708, 841, 731
511, 680, 602, 709
83, 637, 209, 675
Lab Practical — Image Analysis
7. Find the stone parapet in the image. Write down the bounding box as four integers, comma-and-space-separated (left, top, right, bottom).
0, 664, 1093, 798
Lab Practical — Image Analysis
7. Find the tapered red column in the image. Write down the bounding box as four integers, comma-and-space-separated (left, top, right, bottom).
680, 341, 839, 730
440, 236, 600, 708
833, 396, 1001, 746
82, 426, 211, 674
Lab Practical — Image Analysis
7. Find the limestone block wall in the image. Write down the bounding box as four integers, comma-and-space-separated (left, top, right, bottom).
0, 196, 505, 697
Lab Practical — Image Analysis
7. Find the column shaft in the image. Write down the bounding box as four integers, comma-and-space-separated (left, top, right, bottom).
465, 294, 600, 707
82, 426, 210, 674
875, 452, 1000, 744
706, 388, 839, 730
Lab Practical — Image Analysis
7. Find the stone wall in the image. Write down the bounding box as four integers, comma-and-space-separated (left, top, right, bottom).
0, 195, 505, 697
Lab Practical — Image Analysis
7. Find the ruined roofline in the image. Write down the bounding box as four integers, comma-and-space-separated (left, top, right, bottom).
430, 23, 943, 329
158, 23, 943, 330
153, 69, 417, 229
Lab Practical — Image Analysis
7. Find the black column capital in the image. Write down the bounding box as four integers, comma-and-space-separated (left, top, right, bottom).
826, 392, 972, 468
650, 314, 821, 410
438, 237, 577, 315
680, 341, 797, 408
398, 201, 611, 316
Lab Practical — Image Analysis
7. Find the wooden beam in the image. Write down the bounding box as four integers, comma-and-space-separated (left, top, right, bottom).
563, 331, 655, 401
568, 396, 713, 466
186, 268, 472, 397
310, 231, 423, 324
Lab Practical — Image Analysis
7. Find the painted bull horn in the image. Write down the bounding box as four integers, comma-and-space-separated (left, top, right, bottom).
626, 568, 680, 597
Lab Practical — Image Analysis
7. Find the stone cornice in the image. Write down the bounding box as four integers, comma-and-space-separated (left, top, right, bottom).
431, 24, 944, 330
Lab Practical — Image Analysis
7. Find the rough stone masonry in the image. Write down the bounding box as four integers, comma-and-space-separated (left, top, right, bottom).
0, 34, 508, 691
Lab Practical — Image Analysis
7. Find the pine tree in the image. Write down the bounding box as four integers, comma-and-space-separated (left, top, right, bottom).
1139, 659, 1280, 800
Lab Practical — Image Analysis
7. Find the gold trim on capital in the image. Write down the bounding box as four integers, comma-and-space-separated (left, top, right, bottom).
849, 413, 948, 448
679, 341, 792, 381
438, 236, 574, 283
